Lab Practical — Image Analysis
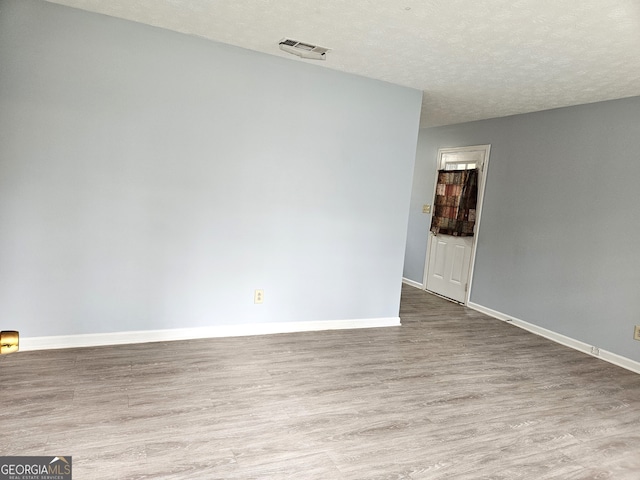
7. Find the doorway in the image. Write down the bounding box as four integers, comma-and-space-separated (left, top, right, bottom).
423, 145, 490, 304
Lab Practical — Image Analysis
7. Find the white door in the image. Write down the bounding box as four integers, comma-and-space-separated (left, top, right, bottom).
426, 235, 473, 303
424, 145, 490, 304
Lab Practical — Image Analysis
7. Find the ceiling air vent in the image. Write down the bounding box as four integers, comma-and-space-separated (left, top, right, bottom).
279, 38, 330, 60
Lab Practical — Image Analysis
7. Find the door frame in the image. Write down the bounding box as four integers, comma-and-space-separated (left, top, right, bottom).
422, 144, 491, 305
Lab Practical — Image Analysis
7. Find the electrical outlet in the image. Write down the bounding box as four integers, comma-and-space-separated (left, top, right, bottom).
422, 204, 431, 214
634, 325, 640, 341
254, 289, 264, 304
590, 346, 599, 356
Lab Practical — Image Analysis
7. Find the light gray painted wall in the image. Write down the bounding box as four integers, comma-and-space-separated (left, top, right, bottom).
404, 96, 640, 362
0, 0, 421, 337
402, 131, 437, 283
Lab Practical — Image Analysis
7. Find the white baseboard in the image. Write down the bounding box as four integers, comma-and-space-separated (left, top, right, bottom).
468, 302, 640, 375
19, 317, 401, 352
402, 277, 424, 289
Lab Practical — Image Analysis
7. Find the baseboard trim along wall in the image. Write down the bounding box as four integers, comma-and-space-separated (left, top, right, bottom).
402, 277, 424, 289
19, 317, 401, 351
468, 302, 640, 375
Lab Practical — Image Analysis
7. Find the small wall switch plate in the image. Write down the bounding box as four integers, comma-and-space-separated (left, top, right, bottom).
422, 204, 431, 214
254, 289, 264, 304
634, 325, 640, 341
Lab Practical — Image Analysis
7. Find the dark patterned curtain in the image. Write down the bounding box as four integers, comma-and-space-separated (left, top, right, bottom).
430, 168, 478, 236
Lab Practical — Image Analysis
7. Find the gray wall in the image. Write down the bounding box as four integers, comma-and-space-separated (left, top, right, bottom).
403, 131, 437, 283
0, 0, 422, 337
405, 96, 640, 362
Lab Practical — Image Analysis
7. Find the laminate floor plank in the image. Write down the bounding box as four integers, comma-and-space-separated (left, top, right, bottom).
1, 285, 639, 478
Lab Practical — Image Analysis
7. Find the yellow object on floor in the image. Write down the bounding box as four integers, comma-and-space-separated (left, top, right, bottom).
0, 330, 19, 354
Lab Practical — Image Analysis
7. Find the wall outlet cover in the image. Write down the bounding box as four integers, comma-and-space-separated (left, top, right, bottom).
254, 289, 264, 304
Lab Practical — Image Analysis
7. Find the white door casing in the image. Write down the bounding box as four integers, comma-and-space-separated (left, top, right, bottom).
423, 145, 490, 304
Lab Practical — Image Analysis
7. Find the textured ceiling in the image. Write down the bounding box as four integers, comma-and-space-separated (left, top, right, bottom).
44, 0, 640, 127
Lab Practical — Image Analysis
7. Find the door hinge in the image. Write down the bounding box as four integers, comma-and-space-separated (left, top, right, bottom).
465, 283, 468, 292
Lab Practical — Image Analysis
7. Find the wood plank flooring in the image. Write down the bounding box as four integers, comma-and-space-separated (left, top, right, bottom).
1, 285, 640, 479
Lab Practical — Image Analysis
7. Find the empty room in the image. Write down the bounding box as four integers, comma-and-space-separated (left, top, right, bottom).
1, 0, 639, 478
